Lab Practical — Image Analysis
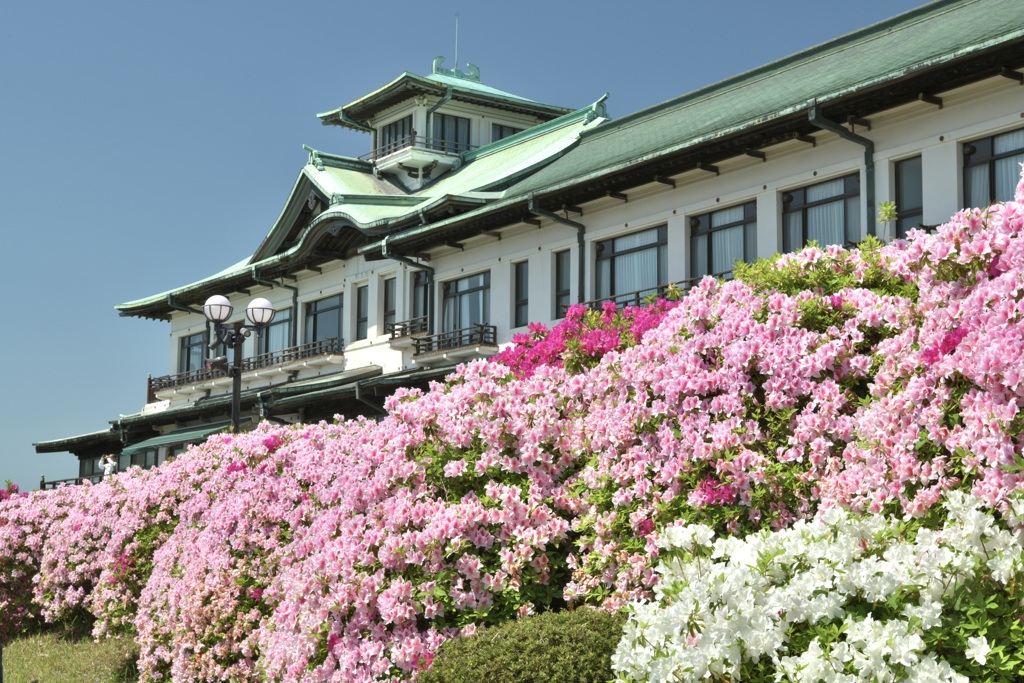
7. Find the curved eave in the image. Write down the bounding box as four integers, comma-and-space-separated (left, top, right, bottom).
320, 73, 570, 130
34, 428, 121, 455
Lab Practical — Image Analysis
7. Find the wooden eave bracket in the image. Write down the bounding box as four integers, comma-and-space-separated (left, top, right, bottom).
744, 149, 767, 162
846, 115, 871, 131
1000, 67, 1024, 84
480, 229, 501, 241
606, 190, 628, 202
697, 162, 719, 176
522, 216, 542, 227
654, 176, 676, 188
917, 92, 943, 109
562, 204, 584, 216
796, 134, 817, 147
445, 240, 464, 251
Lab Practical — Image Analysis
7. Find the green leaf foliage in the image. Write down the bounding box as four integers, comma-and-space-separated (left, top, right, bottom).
417, 608, 626, 683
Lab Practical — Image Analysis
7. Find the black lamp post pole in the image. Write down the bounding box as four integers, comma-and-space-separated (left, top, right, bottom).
230, 322, 243, 432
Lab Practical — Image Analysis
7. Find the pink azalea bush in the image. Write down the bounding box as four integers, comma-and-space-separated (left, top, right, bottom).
0, 170, 1022, 681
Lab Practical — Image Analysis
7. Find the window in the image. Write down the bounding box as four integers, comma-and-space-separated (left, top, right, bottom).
305, 294, 343, 343
492, 123, 522, 142
412, 271, 429, 323
356, 285, 369, 341
595, 226, 667, 301
258, 308, 292, 355
895, 156, 923, 238
442, 272, 490, 332
783, 174, 860, 252
690, 201, 756, 280
554, 250, 571, 318
178, 331, 208, 373
964, 127, 1024, 207
433, 114, 471, 154
514, 261, 529, 328
379, 115, 413, 156
383, 277, 397, 326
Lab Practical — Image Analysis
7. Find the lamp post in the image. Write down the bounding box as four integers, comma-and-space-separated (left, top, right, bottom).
202, 295, 276, 432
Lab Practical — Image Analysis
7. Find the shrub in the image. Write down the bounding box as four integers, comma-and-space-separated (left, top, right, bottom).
418, 608, 626, 683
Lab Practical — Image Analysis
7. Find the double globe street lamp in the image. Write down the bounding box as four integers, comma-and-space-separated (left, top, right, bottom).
202, 295, 276, 431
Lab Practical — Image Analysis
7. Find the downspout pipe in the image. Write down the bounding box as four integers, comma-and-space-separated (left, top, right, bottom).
807, 101, 875, 238
425, 86, 454, 144
252, 269, 300, 348
528, 195, 586, 303
354, 381, 387, 417
382, 234, 436, 334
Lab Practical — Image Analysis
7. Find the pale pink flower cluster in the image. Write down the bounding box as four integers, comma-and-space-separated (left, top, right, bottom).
0, 170, 1021, 681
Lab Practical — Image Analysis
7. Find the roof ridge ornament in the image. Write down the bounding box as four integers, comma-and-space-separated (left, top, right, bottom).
431, 56, 481, 83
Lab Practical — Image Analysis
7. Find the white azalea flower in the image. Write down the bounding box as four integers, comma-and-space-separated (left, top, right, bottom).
965, 635, 990, 665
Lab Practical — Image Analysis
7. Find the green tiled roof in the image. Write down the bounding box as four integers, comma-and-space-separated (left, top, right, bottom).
360, 0, 1024, 256
510, 0, 1024, 198
116, 103, 600, 318
319, 63, 570, 129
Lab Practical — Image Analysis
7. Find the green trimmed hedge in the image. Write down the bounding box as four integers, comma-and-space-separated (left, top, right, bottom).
418, 609, 626, 683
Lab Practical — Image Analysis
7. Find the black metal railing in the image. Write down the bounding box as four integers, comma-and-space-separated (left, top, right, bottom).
413, 324, 497, 356
360, 134, 475, 161
149, 337, 344, 393
40, 475, 95, 490
385, 316, 429, 339
576, 273, 736, 313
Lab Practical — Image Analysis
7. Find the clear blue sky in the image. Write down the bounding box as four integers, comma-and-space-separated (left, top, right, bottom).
0, 0, 927, 491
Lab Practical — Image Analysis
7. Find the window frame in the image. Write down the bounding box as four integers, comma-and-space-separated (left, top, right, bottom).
513, 260, 529, 328
689, 201, 757, 280
594, 225, 668, 302
441, 271, 490, 333
355, 285, 369, 341
178, 331, 208, 374
894, 156, 923, 238
257, 307, 292, 355
782, 173, 861, 252
492, 123, 522, 142
433, 113, 471, 154
554, 249, 572, 318
383, 277, 397, 326
963, 127, 1024, 207
379, 115, 413, 156
304, 294, 344, 344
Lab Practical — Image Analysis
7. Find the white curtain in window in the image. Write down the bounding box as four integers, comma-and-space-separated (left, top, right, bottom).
691, 233, 709, 279
784, 212, 803, 252
806, 178, 844, 203
711, 225, 745, 275
807, 200, 844, 247
966, 164, 990, 208
615, 249, 658, 296
596, 259, 611, 299
995, 153, 1024, 203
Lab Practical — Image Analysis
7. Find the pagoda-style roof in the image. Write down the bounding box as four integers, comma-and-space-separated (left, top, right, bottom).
115, 100, 605, 320
318, 58, 571, 130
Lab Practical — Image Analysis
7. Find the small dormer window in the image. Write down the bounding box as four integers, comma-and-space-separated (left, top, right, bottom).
433, 114, 471, 154
379, 115, 414, 158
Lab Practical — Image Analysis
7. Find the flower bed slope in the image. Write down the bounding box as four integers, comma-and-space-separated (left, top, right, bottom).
0, 171, 1021, 681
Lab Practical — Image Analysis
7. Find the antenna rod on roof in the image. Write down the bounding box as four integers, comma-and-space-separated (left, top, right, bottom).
454, 12, 459, 70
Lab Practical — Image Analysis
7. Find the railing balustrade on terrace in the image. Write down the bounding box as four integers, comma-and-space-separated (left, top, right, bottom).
148, 337, 344, 395
413, 323, 497, 356
384, 316, 430, 339
359, 134, 476, 162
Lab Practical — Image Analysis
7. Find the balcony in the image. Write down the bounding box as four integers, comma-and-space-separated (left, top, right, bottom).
412, 324, 498, 367
360, 135, 475, 179
384, 316, 429, 350
148, 338, 345, 401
